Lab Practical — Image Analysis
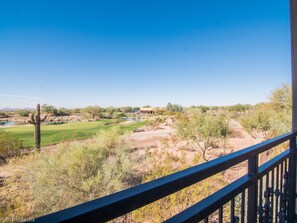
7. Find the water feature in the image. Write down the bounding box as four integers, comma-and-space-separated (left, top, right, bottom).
120, 117, 142, 122
0, 121, 16, 126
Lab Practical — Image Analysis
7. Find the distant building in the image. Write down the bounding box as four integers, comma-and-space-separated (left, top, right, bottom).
140, 107, 154, 114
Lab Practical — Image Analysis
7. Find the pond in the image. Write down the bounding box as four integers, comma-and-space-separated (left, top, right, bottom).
0, 121, 16, 126
120, 117, 142, 122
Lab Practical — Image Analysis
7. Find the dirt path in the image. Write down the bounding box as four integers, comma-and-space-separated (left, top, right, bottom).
223, 120, 263, 182
130, 126, 175, 148
128, 120, 262, 183
228, 119, 262, 151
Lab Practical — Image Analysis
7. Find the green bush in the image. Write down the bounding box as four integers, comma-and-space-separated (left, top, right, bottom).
57, 107, 70, 116
0, 131, 24, 162
240, 84, 292, 140
0, 112, 9, 118
166, 103, 183, 112
269, 83, 292, 112
16, 109, 31, 117
176, 112, 230, 161
0, 127, 133, 219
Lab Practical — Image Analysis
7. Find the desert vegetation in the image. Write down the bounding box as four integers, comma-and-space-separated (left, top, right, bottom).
0, 131, 25, 164
240, 84, 291, 140
132, 149, 227, 222
176, 112, 230, 161
0, 84, 293, 222
0, 128, 136, 220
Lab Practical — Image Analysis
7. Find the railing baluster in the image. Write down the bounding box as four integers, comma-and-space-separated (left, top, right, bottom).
280, 161, 284, 197
279, 162, 284, 221
266, 172, 269, 192
275, 165, 279, 223
271, 169, 274, 222
219, 207, 223, 223
241, 191, 245, 223
231, 198, 235, 223
283, 170, 289, 221
288, 136, 296, 222
247, 155, 258, 223
263, 173, 272, 223
259, 178, 263, 222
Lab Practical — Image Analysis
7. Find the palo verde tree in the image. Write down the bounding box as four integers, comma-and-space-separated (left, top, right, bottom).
82, 106, 101, 120
166, 102, 183, 112
240, 104, 274, 140
177, 112, 230, 161
28, 104, 48, 150
41, 104, 57, 115
241, 84, 292, 140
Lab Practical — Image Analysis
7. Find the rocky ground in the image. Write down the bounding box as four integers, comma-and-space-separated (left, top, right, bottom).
128, 119, 262, 182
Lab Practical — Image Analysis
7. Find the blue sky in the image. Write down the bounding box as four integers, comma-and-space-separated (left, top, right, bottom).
0, 0, 292, 108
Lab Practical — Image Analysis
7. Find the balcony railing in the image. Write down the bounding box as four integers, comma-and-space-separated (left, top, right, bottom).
33, 131, 297, 223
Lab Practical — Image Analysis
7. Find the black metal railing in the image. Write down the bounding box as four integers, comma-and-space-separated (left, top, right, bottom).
33, 132, 297, 223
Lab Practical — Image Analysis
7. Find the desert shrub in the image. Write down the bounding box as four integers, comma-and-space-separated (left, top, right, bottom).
0, 131, 25, 163
269, 83, 292, 112
120, 106, 133, 113
131, 149, 227, 222
113, 112, 126, 119
240, 84, 292, 140
41, 104, 57, 114
166, 103, 183, 113
81, 106, 101, 119
15, 109, 31, 117
0, 127, 134, 219
176, 112, 230, 161
241, 106, 291, 140
57, 107, 70, 116
228, 104, 251, 113
148, 117, 165, 129
240, 106, 273, 139
0, 112, 9, 118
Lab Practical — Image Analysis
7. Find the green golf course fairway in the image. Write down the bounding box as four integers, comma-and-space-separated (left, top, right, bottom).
3, 120, 145, 147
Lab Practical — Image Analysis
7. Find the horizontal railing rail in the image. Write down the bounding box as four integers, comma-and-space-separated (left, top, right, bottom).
33, 131, 297, 223
165, 149, 292, 222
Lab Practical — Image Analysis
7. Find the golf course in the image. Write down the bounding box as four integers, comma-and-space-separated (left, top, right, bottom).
3, 120, 145, 147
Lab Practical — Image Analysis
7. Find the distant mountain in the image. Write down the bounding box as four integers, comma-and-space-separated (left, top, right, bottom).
23, 107, 34, 111
0, 107, 34, 112
0, 107, 17, 112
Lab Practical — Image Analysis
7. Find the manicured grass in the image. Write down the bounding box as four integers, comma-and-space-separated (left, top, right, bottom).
4, 120, 145, 147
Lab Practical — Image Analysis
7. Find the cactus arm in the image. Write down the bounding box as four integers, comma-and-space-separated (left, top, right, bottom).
35, 113, 40, 123
41, 114, 48, 122
29, 113, 36, 125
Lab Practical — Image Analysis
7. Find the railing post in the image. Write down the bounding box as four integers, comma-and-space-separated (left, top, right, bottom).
291, 0, 297, 132
247, 155, 258, 223
289, 136, 297, 222
291, 0, 297, 220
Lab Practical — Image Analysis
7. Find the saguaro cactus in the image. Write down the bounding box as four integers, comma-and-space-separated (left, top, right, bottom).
28, 104, 48, 149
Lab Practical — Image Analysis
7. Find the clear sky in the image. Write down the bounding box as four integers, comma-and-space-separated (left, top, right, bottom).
0, 0, 292, 108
